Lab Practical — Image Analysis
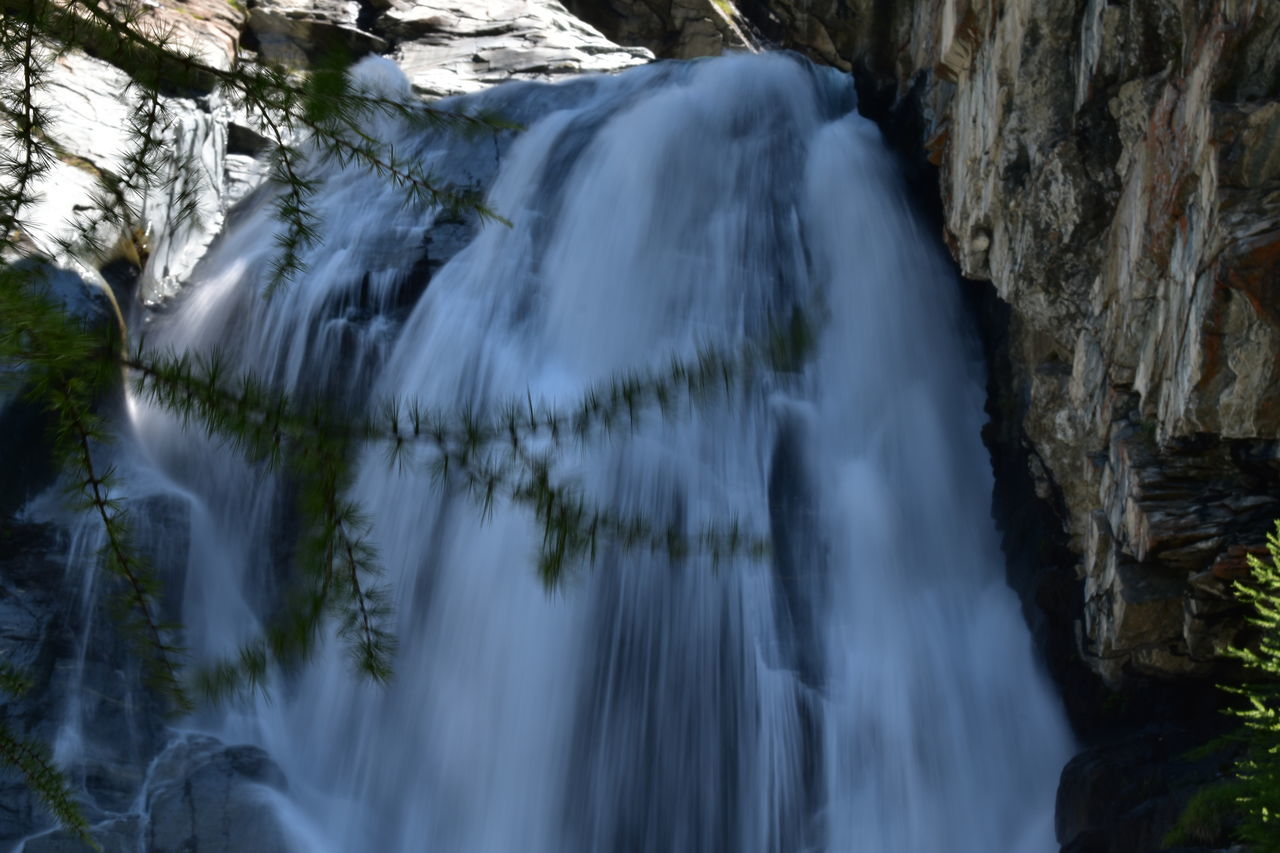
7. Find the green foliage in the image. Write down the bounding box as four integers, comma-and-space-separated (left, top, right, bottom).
0, 0, 801, 839
0, 661, 95, 847
1163, 779, 1247, 848
1173, 522, 1280, 851
1221, 521, 1280, 851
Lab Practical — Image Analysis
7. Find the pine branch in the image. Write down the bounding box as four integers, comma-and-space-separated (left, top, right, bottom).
370, 310, 814, 460
58, 386, 190, 711
0, 1, 56, 249
1218, 520, 1280, 849
0, 661, 35, 698
329, 500, 394, 682
297, 437, 395, 683
0, 723, 94, 846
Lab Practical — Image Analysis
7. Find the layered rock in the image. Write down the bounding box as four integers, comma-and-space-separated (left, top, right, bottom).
376, 0, 651, 97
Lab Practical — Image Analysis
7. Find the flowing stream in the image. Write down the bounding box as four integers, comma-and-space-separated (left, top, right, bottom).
115, 52, 1071, 852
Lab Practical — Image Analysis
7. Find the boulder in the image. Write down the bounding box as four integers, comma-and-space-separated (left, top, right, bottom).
384, 0, 652, 97
145, 735, 293, 853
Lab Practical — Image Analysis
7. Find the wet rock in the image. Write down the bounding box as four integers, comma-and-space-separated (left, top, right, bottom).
0, 524, 69, 848
1056, 727, 1233, 853
137, 96, 229, 306
19, 49, 230, 308
145, 735, 292, 853
22, 816, 143, 853
0, 512, 171, 846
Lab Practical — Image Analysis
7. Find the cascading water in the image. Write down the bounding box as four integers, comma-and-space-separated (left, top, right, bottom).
115, 52, 1072, 851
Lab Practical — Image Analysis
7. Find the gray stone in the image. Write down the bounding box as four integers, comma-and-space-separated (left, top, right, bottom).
22, 815, 142, 853
145, 735, 292, 853
386, 0, 652, 97
247, 1, 387, 68
105, 0, 248, 71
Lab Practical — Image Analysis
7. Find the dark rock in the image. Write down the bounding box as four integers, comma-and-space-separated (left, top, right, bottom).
560, 0, 756, 59
145, 735, 292, 853
0, 523, 73, 848
22, 816, 143, 853
0, 514, 170, 845
246, 0, 388, 68
1056, 727, 1237, 853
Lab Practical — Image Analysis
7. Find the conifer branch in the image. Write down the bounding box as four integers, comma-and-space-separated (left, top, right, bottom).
0, 0, 55, 248
0, 722, 94, 846
0, 661, 34, 697
59, 388, 189, 710
370, 308, 813, 459
0, 655, 93, 844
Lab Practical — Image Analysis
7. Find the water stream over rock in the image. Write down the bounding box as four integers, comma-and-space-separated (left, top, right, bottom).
109, 52, 1070, 852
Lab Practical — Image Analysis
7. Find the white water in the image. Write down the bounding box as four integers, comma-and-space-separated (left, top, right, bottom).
122, 53, 1072, 851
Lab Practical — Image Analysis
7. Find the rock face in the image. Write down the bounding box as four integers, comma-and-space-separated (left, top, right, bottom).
0, 520, 165, 850
377, 0, 652, 97
143, 736, 293, 853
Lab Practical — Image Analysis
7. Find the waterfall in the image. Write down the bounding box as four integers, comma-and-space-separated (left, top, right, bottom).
122, 52, 1073, 852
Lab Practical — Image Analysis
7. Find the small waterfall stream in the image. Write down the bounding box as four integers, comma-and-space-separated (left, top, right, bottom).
116, 53, 1072, 851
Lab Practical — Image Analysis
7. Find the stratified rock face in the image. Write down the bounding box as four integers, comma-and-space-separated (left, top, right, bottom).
239, 0, 654, 94
681, 0, 1280, 690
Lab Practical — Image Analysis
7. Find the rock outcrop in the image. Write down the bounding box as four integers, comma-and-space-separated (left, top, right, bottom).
143, 736, 294, 853
0, 520, 165, 851
559, 0, 756, 59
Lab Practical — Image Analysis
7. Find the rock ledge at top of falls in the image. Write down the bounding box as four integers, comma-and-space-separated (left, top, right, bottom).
377, 0, 653, 96
242, 0, 653, 95
7, 0, 652, 309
